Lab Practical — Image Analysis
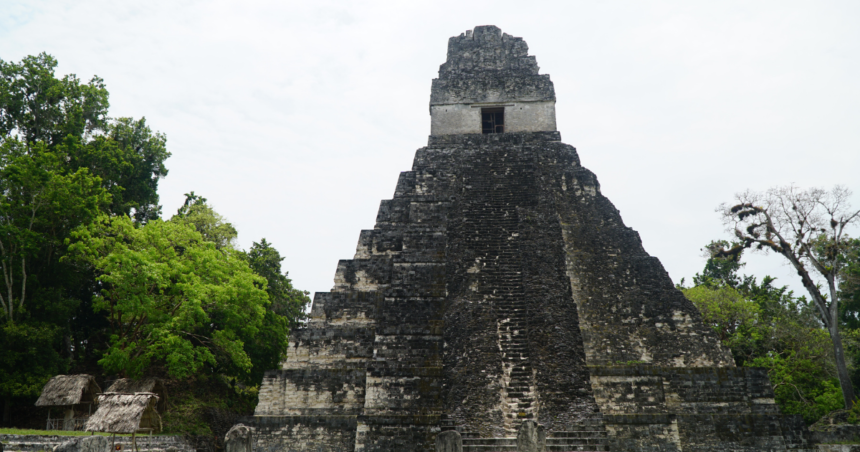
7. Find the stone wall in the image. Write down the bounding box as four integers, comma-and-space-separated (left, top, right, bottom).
590, 366, 813, 451
554, 161, 735, 367
819, 447, 860, 452
429, 101, 556, 136
591, 366, 778, 415
0, 435, 193, 452
249, 416, 358, 452
502, 102, 556, 133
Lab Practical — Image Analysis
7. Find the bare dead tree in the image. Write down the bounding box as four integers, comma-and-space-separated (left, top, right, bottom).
717, 185, 860, 408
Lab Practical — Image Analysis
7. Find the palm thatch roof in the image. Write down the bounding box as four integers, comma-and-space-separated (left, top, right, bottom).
85, 393, 161, 434
105, 378, 167, 411
35, 375, 101, 407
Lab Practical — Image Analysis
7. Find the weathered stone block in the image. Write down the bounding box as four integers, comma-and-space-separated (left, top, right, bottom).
224, 424, 253, 452
516, 421, 546, 452
53, 436, 109, 452
434, 431, 461, 452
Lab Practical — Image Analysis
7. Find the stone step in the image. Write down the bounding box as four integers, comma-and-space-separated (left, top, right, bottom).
462, 439, 609, 451
507, 386, 532, 392
463, 446, 609, 452
549, 432, 608, 438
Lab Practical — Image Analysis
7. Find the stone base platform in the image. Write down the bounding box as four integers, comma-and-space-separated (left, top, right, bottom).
0, 434, 195, 452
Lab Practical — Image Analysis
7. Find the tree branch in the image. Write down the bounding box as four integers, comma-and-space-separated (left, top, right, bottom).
18, 257, 26, 311
772, 381, 809, 404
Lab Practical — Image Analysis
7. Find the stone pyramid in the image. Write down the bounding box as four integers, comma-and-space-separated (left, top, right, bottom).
245, 26, 814, 452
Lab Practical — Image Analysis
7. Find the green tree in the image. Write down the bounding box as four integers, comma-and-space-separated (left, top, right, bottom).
174, 192, 238, 250
684, 241, 844, 423
840, 239, 860, 329
172, 194, 310, 384
0, 138, 106, 423
72, 117, 168, 222
838, 239, 860, 393
693, 240, 746, 288
0, 52, 170, 324
0, 321, 66, 424
247, 238, 309, 329
0, 53, 108, 147
0, 52, 171, 424
67, 215, 269, 379
241, 239, 310, 384
0, 140, 109, 322
683, 285, 763, 362
718, 185, 860, 408
1, 53, 169, 223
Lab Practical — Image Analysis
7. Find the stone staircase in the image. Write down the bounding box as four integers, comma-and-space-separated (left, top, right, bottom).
446, 424, 610, 452
461, 154, 538, 435
445, 153, 610, 452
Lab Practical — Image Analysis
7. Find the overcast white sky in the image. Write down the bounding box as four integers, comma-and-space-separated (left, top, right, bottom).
2, 1, 859, 299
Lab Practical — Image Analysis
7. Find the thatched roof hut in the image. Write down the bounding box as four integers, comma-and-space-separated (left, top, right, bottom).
105, 378, 167, 412
85, 393, 162, 434
35, 375, 101, 407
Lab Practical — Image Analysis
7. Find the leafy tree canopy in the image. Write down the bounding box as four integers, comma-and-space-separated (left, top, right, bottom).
170, 194, 311, 384
682, 241, 845, 424
240, 238, 311, 384
174, 192, 238, 250
67, 215, 269, 379
0, 322, 65, 399
1, 52, 169, 223
0, 139, 109, 322
247, 238, 310, 329
840, 239, 860, 330
717, 185, 860, 408
0, 53, 170, 417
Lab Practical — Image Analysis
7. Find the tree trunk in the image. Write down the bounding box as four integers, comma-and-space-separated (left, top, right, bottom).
784, 250, 856, 409
829, 322, 856, 408
2, 396, 11, 427
65, 332, 73, 361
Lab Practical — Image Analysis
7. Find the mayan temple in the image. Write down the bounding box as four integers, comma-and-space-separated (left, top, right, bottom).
239, 26, 815, 452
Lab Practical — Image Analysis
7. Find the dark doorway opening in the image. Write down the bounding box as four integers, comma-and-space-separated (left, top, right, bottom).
482, 108, 504, 134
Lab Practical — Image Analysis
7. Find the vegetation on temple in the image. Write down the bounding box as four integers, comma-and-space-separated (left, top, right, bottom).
716, 186, 860, 409
0, 54, 310, 430
680, 230, 860, 423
